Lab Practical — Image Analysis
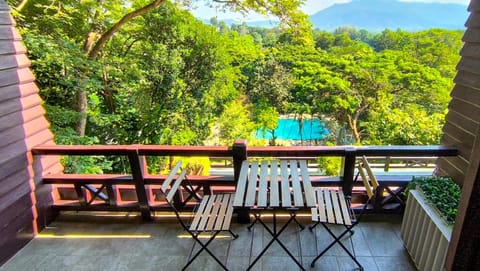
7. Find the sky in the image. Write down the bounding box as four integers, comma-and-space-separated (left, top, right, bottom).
190, 0, 470, 21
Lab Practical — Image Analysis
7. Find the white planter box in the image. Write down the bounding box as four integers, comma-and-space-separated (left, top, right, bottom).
400, 190, 452, 271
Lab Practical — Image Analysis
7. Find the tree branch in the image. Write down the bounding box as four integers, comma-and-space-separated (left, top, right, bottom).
88, 0, 166, 60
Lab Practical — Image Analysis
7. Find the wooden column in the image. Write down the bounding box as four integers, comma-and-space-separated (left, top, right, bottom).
232, 139, 249, 223
342, 148, 356, 197
127, 147, 151, 221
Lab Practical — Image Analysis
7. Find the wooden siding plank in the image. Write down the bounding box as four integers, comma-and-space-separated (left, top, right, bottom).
0, 105, 46, 132
460, 42, 480, 58
0, 82, 38, 102
0, 117, 50, 149
445, 110, 479, 134
442, 121, 476, 144
441, 133, 472, 162
0, 168, 29, 198
0, 179, 31, 213
0, 41, 26, 55
465, 12, 480, 27
438, 156, 469, 177
0, 152, 28, 180
0, 26, 21, 41
457, 58, 480, 76
451, 85, 480, 109
462, 28, 480, 43
25, 129, 54, 149
0, 67, 35, 87
0, 54, 30, 70
448, 98, 480, 123
436, 158, 467, 186
455, 70, 480, 89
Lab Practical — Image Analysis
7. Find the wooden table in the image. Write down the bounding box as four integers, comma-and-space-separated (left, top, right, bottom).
233, 159, 316, 271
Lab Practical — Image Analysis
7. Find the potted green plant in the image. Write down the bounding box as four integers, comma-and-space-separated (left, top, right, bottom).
400, 175, 461, 271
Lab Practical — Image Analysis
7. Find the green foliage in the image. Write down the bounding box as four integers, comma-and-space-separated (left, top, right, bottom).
316, 142, 343, 175
13, 0, 462, 148
215, 99, 256, 145
406, 176, 461, 225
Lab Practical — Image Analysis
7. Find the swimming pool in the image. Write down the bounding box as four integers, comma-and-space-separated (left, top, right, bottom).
255, 118, 329, 140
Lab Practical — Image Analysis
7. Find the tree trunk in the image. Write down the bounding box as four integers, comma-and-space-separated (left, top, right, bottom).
75, 90, 88, 137
74, 0, 166, 136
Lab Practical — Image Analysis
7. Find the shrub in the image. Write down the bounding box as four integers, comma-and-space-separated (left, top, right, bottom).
406, 176, 460, 225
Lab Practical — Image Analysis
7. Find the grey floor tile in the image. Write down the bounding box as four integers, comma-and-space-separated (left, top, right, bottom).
361, 221, 406, 257
304, 255, 340, 271
337, 256, 378, 271
374, 256, 417, 271
0, 214, 417, 271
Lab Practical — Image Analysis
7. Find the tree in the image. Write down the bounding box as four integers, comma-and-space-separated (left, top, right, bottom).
13, 0, 311, 137
244, 52, 294, 113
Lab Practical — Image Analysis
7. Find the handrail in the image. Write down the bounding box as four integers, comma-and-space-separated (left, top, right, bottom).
31, 141, 458, 220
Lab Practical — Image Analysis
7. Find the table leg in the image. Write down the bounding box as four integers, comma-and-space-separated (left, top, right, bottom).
247, 212, 305, 271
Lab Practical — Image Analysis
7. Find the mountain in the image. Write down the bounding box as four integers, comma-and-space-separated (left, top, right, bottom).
206, 0, 468, 31
309, 0, 468, 31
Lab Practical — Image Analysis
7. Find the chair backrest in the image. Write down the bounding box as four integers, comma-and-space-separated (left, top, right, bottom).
161, 160, 188, 204
357, 156, 379, 200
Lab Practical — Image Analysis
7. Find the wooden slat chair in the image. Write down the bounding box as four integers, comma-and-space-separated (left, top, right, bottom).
162, 161, 238, 271
309, 155, 379, 271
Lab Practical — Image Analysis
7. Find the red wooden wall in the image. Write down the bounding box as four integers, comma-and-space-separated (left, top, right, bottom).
0, 1, 60, 266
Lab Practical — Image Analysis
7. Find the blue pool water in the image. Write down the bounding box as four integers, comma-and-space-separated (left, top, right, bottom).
255, 118, 329, 140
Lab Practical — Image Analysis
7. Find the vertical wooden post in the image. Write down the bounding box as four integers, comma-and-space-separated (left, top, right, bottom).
127, 147, 151, 221
343, 148, 356, 197
232, 139, 247, 185
232, 139, 249, 223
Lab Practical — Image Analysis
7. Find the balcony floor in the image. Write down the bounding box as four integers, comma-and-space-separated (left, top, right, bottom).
0, 212, 416, 271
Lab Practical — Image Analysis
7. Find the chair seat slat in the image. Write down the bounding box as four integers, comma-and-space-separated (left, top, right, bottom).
206, 194, 223, 230
331, 190, 343, 224
190, 194, 209, 231
338, 190, 352, 226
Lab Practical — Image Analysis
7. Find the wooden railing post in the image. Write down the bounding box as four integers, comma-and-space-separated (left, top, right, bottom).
343, 148, 356, 197
232, 139, 247, 185
127, 147, 151, 221
232, 139, 249, 223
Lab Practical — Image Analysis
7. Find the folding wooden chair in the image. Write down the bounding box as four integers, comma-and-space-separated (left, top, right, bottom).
161, 161, 238, 271
309, 156, 379, 271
